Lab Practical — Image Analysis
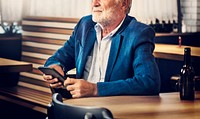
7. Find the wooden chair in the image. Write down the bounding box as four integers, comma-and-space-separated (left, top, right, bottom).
47, 93, 113, 119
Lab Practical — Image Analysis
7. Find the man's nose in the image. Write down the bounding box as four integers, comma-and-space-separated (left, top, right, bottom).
92, 0, 100, 7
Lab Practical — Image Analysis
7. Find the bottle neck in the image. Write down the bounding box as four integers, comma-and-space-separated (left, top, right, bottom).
184, 48, 191, 66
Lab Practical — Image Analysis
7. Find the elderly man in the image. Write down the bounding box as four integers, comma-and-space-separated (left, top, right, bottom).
43, 0, 160, 98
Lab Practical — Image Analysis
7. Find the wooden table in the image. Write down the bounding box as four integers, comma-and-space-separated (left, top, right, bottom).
154, 44, 200, 61
64, 92, 200, 119
0, 58, 32, 72
0, 58, 32, 86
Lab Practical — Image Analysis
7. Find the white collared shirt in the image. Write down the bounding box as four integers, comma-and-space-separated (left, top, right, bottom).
83, 19, 125, 83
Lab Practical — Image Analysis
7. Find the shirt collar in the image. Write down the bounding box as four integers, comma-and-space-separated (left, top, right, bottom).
94, 17, 126, 38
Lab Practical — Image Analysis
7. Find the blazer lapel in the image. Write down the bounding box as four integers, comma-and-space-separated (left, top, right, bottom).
104, 15, 133, 82
105, 35, 122, 82
76, 28, 96, 78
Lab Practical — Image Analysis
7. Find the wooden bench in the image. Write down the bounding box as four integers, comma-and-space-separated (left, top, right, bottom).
0, 16, 79, 115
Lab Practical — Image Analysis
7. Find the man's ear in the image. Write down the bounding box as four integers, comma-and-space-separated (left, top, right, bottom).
122, 0, 128, 6
122, 0, 128, 12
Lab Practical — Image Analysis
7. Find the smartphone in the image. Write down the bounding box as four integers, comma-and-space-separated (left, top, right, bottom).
38, 66, 72, 99
38, 66, 66, 85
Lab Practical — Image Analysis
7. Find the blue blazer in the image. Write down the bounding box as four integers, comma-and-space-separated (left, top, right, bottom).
45, 15, 160, 96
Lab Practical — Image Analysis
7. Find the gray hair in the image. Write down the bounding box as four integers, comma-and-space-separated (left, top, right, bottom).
126, 0, 132, 14
116, 0, 132, 14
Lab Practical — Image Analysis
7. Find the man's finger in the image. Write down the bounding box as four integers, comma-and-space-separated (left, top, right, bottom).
66, 85, 75, 91
49, 82, 62, 88
64, 78, 76, 86
46, 78, 58, 84
43, 74, 52, 80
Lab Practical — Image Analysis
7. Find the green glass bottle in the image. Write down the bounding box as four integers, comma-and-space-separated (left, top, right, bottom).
179, 48, 195, 100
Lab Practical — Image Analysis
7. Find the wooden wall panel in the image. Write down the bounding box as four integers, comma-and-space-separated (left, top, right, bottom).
20, 16, 79, 93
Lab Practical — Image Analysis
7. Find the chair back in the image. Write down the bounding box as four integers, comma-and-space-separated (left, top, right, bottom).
47, 93, 113, 119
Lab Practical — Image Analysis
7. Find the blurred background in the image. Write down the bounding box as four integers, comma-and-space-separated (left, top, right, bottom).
0, 0, 193, 34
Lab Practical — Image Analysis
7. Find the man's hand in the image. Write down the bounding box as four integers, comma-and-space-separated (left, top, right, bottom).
42, 64, 64, 88
64, 78, 98, 98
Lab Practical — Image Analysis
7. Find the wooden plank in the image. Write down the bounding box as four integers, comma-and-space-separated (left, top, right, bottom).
23, 36, 66, 45
20, 72, 44, 81
21, 56, 47, 64
155, 44, 200, 57
0, 58, 32, 73
22, 20, 77, 29
154, 44, 200, 61
0, 95, 47, 114
2, 88, 48, 102
18, 81, 50, 93
23, 16, 79, 23
19, 76, 49, 88
23, 31, 70, 40
22, 41, 61, 51
22, 51, 52, 60
0, 86, 51, 107
22, 46, 56, 55
22, 26, 74, 34
32, 67, 45, 75
153, 52, 183, 61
